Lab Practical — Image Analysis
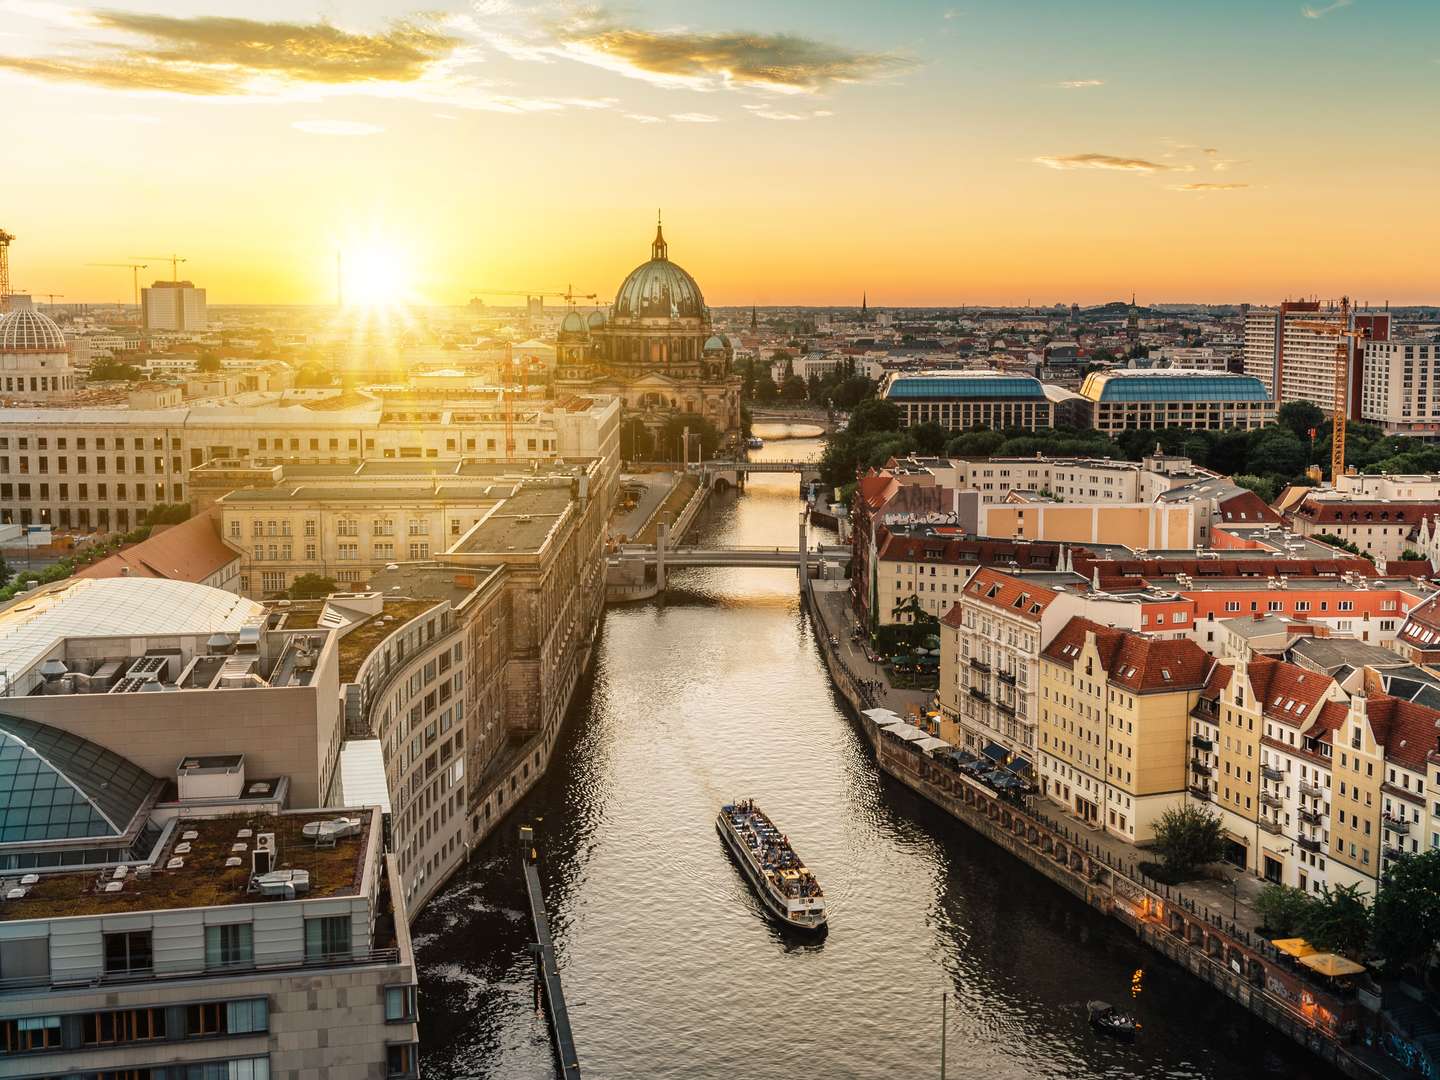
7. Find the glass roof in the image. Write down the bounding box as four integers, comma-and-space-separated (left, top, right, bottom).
885, 376, 1046, 400
0, 714, 158, 844
1085, 373, 1271, 402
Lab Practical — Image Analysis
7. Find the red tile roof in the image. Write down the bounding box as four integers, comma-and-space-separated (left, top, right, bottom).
1042, 615, 1212, 691
75, 510, 240, 585
1295, 500, 1440, 525
1364, 694, 1440, 772
941, 603, 964, 629
1245, 655, 1335, 727
877, 530, 1062, 569
963, 567, 1059, 623
1217, 490, 1284, 524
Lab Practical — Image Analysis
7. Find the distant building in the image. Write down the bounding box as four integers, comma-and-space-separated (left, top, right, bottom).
880, 370, 1054, 431
74, 508, 242, 591
1078, 370, 1273, 435
1242, 301, 1389, 412
1361, 339, 1440, 435
0, 299, 76, 401
141, 279, 208, 332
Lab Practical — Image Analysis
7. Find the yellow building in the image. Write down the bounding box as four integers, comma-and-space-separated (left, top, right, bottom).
1038, 616, 1214, 842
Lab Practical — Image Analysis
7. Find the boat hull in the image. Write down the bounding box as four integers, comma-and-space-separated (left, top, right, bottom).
716, 813, 827, 934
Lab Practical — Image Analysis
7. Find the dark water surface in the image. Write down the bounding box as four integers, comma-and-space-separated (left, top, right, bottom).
414, 432, 1336, 1080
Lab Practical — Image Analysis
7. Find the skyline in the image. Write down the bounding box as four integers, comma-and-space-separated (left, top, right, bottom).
3, 0, 1439, 306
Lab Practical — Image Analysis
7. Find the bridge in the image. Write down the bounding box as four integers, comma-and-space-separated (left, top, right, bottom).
749, 406, 842, 432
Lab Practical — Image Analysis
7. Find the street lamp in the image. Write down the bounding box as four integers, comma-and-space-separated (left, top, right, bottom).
1231, 870, 1240, 920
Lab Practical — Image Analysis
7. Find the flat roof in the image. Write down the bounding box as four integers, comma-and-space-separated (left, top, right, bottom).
369, 562, 504, 608
0, 809, 370, 921
336, 600, 441, 682
452, 485, 573, 555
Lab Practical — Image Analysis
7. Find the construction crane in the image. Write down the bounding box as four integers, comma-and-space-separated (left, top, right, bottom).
134, 253, 187, 281
89, 263, 148, 309
1293, 297, 1368, 483
469, 286, 597, 306
0, 228, 14, 308
37, 293, 64, 308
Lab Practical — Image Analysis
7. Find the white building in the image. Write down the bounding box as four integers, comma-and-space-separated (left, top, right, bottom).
141, 280, 208, 332
1361, 339, 1440, 436
1242, 301, 1390, 410
0, 301, 76, 402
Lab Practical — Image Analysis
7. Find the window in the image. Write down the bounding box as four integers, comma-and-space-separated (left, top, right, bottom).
387, 1042, 420, 1079
103, 930, 153, 975
385, 985, 419, 1022
85, 1007, 167, 1045
205, 923, 254, 969
178, 1056, 270, 1080
3, 1014, 61, 1053
0, 936, 49, 983
304, 915, 351, 960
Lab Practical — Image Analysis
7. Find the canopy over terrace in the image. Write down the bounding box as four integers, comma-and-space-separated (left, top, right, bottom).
1299, 953, 1366, 978
881, 722, 929, 742
1272, 938, 1317, 959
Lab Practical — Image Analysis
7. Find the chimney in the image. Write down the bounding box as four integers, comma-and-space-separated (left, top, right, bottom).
120, 566, 130, 576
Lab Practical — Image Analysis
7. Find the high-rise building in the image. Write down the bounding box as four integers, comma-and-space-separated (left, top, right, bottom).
141, 280, 207, 332
1242, 301, 1390, 413
1360, 339, 1440, 436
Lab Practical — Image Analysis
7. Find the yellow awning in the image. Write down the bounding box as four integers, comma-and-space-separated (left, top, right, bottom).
1272, 938, 1316, 958
1299, 952, 1365, 977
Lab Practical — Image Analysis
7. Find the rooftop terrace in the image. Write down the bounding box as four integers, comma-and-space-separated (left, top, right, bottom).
0, 809, 370, 922
336, 600, 440, 682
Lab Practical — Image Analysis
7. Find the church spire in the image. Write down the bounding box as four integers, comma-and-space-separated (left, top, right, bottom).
652, 209, 667, 260
861, 291, 868, 322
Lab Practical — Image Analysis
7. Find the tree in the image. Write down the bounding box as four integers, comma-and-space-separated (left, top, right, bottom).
780, 374, 809, 401
195, 353, 222, 373
1149, 804, 1226, 879
909, 421, 950, 456
828, 375, 875, 410
659, 413, 721, 460
1277, 400, 1325, 442
1256, 883, 1312, 937
1373, 849, 1440, 975
1301, 883, 1371, 958
294, 364, 334, 388
848, 398, 901, 438
1232, 474, 1277, 503
142, 504, 191, 528
288, 573, 338, 600
752, 369, 779, 403
1400, 548, 1425, 562
1247, 427, 1306, 480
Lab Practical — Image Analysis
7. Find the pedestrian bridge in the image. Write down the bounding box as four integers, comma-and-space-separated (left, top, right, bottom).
609, 543, 852, 570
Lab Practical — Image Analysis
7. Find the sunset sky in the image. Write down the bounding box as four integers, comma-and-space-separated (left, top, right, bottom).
2, 0, 1436, 307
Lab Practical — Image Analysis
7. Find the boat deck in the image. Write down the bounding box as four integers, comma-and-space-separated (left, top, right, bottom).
721, 800, 823, 901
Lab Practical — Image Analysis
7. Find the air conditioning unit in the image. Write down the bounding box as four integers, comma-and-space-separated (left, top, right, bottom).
252, 832, 276, 877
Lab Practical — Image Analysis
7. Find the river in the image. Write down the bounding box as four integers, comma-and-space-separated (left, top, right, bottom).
412, 424, 1337, 1080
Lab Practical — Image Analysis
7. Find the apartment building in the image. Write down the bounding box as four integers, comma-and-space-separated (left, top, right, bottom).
1038, 617, 1214, 842
1078, 371, 1274, 435
1190, 653, 1440, 896
1289, 491, 1440, 561
140, 280, 208, 332
0, 388, 620, 532
946, 452, 1206, 506
870, 530, 1062, 626
1242, 301, 1390, 411
1361, 340, 1440, 436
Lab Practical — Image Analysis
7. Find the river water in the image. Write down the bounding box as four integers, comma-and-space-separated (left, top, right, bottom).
413, 425, 1336, 1080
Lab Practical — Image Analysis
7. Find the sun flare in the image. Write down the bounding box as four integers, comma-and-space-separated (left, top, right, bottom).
341, 245, 416, 309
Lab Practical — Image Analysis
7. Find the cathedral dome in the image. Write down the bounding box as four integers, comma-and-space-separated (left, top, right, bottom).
703, 334, 726, 352
559, 310, 589, 336
0, 308, 66, 353
586, 309, 607, 330
613, 223, 706, 322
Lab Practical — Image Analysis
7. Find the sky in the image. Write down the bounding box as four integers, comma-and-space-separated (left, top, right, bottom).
1, 0, 1437, 307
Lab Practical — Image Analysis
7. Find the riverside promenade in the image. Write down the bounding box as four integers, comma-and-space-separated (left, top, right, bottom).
804, 578, 1410, 1080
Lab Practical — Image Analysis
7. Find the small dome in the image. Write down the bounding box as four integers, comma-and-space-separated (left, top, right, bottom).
587, 309, 607, 330
559, 310, 589, 336
703, 334, 726, 352
0, 309, 66, 353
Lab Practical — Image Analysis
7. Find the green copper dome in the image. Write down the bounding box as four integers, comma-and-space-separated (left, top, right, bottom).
613, 224, 706, 321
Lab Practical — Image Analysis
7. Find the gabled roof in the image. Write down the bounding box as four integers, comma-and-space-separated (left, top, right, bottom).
1364, 694, 1440, 772
1042, 615, 1211, 691
1216, 490, 1284, 525
1246, 655, 1335, 727
1295, 500, 1440, 525
963, 567, 1059, 623
76, 510, 240, 585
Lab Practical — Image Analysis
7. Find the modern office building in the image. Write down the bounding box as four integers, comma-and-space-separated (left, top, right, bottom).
1360, 339, 1440, 436
879, 371, 1055, 431
1078, 370, 1273, 435
141, 280, 208, 332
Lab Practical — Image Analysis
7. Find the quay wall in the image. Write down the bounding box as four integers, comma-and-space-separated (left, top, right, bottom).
802, 580, 1388, 1080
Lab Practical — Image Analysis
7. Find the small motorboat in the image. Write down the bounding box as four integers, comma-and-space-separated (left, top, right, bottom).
1087, 1000, 1138, 1041
746, 436, 764, 449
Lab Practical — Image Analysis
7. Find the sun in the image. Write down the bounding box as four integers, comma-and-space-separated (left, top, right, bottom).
341, 245, 416, 309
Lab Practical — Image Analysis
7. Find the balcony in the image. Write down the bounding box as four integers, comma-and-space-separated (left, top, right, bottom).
1298, 781, 1323, 798
1258, 817, 1283, 835
1191, 698, 1219, 722
1383, 815, 1410, 835
1298, 808, 1323, 826
1260, 792, 1282, 809
995, 700, 1016, 717
1190, 759, 1212, 777
1191, 735, 1214, 753
1384, 844, 1405, 862
996, 670, 1016, 686
1261, 766, 1284, 783
1297, 836, 1322, 853
969, 657, 990, 673
1189, 785, 1213, 802
968, 686, 990, 703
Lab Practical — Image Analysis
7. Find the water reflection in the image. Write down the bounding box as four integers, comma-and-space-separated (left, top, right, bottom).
413, 438, 1337, 1080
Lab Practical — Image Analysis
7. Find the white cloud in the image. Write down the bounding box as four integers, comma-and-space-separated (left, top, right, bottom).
624, 112, 663, 123
1056, 79, 1104, 89
1302, 0, 1352, 17
292, 119, 385, 135
669, 112, 719, 122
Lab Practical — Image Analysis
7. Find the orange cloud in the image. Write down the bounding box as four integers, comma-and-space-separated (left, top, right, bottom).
1034, 153, 1187, 173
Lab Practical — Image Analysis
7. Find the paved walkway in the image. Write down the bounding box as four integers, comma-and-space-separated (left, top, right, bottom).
608, 472, 676, 543
810, 582, 1271, 939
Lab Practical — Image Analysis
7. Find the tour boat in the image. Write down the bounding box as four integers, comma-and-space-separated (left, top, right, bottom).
746, 436, 765, 449
1087, 1000, 1138, 1041
716, 800, 827, 933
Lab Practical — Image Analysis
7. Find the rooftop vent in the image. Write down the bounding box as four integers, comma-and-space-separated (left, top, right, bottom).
174, 842, 192, 854
103, 881, 123, 893
166, 857, 185, 870
225, 857, 243, 868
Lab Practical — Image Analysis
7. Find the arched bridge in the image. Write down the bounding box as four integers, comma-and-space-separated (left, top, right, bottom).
609, 543, 852, 570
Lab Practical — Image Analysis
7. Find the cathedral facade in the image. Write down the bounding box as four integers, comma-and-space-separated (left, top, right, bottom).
554, 223, 742, 444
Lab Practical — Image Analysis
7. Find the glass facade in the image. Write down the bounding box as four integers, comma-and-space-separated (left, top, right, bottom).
886, 376, 1046, 400
1085, 374, 1270, 402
